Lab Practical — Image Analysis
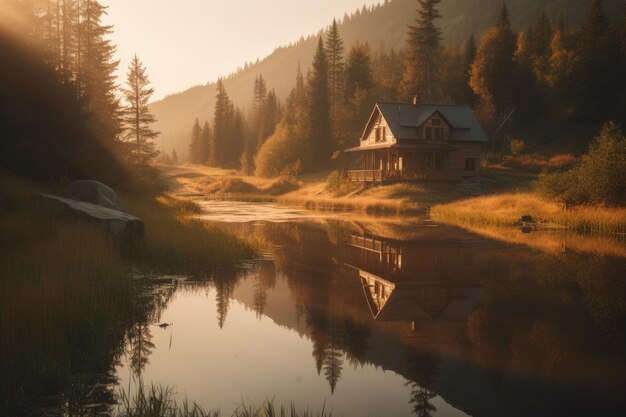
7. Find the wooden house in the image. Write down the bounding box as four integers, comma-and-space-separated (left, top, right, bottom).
343, 230, 485, 323
344, 99, 488, 182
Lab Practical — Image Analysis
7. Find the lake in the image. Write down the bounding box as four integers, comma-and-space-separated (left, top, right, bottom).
114, 201, 626, 417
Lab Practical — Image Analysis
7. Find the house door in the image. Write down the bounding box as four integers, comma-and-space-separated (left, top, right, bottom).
399, 156, 403, 171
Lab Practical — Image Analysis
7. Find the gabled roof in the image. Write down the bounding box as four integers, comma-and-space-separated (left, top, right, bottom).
373, 102, 489, 142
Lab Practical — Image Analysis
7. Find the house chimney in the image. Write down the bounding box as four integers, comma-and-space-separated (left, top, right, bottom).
412, 94, 421, 106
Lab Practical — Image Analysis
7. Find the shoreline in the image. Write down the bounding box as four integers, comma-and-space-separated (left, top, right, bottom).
163, 164, 626, 236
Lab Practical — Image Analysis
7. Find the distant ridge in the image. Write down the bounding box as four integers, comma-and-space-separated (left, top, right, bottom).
150, 0, 619, 156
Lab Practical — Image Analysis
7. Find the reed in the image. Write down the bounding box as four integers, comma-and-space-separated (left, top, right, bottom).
116, 384, 331, 417
431, 192, 626, 234
125, 193, 264, 276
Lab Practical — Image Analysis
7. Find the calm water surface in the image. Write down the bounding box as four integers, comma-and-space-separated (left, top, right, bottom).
116, 202, 626, 417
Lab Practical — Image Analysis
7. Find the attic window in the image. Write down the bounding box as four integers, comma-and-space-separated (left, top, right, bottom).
432, 118, 441, 126
435, 128, 444, 140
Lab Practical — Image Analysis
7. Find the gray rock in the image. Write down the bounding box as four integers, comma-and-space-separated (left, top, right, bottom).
64, 180, 123, 211
36, 193, 144, 244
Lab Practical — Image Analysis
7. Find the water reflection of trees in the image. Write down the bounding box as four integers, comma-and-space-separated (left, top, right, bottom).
125, 279, 177, 380
405, 349, 440, 417
253, 220, 626, 416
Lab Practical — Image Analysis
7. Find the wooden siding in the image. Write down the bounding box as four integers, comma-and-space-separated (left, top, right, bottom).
422, 112, 451, 142
362, 113, 395, 145
448, 142, 481, 176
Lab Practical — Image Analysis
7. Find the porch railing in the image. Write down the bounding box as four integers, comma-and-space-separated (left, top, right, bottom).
345, 169, 462, 183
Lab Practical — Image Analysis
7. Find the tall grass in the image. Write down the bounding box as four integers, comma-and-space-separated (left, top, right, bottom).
0, 182, 134, 414
278, 181, 463, 215
118, 385, 217, 417
116, 385, 331, 417
0, 173, 262, 415
125, 193, 264, 276
431, 192, 626, 234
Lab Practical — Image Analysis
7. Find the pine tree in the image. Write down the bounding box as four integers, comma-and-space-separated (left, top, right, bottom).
230, 108, 246, 168
79, 1, 122, 145
461, 34, 478, 105
344, 42, 374, 100
212, 80, 244, 167
284, 64, 309, 142
252, 74, 267, 146
260, 89, 280, 145
576, 0, 617, 118
306, 37, 332, 169
335, 42, 375, 149
514, 31, 540, 121
211, 79, 232, 166
402, 0, 442, 102
122, 54, 159, 165
531, 12, 552, 57
325, 19, 345, 104
171, 148, 178, 165
200, 121, 212, 164
372, 48, 404, 101
188, 118, 202, 164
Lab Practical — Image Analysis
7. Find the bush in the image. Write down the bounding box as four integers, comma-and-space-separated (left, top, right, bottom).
254, 123, 303, 178
535, 122, 626, 206
509, 138, 525, 155
325, 170, 343, 193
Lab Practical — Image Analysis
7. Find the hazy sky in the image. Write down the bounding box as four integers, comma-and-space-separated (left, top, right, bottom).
102, 0, 382, 101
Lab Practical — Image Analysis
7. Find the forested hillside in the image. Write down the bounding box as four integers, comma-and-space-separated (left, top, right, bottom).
150, 0, 620, 156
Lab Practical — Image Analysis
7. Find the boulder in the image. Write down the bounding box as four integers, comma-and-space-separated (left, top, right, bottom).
64, 180, 123, 211
36, 193, 144, 244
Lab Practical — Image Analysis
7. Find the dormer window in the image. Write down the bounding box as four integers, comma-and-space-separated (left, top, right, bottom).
432, 118, 441, 126
435, 128, 443, 140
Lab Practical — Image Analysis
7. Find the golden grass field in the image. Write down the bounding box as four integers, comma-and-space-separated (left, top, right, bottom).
431, 192, 626, 234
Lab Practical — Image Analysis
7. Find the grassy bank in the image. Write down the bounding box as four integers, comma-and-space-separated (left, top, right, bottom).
431, 192, 626, 234
0, 172, 261, 415
164, 164, 466, 215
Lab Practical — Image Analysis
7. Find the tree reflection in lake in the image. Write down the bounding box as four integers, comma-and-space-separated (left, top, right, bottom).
231, 219, 626, 416
34, 215, 618, 417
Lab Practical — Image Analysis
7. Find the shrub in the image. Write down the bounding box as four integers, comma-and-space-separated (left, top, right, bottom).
535, 121, 626, 206
325, 170, 343, 193
254, 123, 303, 178
509, 138, 525, 155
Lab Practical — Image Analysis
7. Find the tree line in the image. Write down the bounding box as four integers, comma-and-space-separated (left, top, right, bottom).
1, 0, 160, 183
187, 0, 625, 178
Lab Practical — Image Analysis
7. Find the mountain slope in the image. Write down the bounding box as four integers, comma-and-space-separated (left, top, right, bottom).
150, 0, 619, 157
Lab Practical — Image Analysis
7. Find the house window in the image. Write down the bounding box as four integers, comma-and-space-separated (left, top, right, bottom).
435, 128, 444, 140
465, 158, 476, 171
375, 126, 386, 142
424, 127, 432, 140
425, 156, 431, 169
432, 118, 441, 126
435, 156, 444, 170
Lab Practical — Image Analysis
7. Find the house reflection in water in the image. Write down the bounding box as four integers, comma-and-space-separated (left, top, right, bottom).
344, 231, 483, 328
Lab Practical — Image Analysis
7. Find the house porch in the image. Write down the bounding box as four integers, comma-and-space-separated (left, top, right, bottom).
344, 148, 463, 183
